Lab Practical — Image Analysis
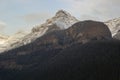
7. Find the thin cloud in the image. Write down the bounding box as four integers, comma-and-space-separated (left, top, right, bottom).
20, 12, 52, 23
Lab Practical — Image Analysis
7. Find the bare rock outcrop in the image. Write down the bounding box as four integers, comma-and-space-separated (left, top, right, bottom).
67, 20, 112, 43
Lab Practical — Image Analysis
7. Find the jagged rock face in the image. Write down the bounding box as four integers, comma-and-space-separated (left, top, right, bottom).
67, 20, 112, 43
105, 17, 120, 36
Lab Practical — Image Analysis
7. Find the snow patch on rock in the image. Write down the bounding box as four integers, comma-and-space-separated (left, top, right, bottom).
105, 17, 120, 36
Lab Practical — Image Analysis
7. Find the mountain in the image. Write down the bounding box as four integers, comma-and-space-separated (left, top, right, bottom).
105, 17, 120, 36
1, 10, 120, 53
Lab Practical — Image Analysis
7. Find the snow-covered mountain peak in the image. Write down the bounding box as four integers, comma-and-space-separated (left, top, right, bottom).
55, 10, 72, 18
31, 10, 78, 33
47, 10, 78, 29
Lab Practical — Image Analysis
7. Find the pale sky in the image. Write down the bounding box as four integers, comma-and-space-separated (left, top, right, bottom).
0, 0, 120, 35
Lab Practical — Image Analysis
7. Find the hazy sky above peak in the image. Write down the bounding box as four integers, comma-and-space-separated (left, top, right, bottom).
0, 0, 120, 35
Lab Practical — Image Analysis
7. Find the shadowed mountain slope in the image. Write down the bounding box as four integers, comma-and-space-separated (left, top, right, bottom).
40, 40, 120, 80
0, 40, 119, 80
